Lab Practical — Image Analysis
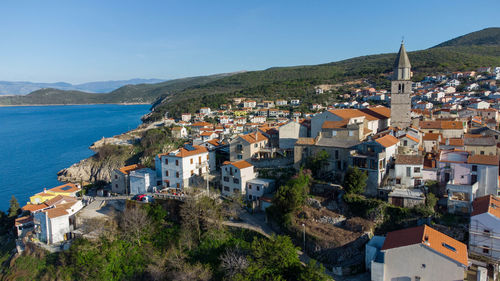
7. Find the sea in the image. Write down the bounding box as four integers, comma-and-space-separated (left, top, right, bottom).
0, 104, 150, 211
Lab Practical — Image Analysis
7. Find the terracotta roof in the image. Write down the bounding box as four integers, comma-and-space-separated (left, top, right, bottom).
422, 133, 441, 141
15, 215, 33, 226
296, 138, 315, 145
191, 121, 212, 127
118, 164, 145, 175
322, 120, 349, 129
239, 132, 268, 144
22, 203, 49, 212
381, 225, 467, 266
375, 135, 399, 148
471, 195, 500, 219
467, 155, 499, 166
402, 134, 419, 143
200, 131, 216, 136
48, 183, 80, 193
172, 127, 184, 131
360, 106, 391, 119
224, 160, 253, 170
175, 145, 208, 157
44, 207, 69, 219
420, 121, 463, 130
328, 108, 379, 121
395, 155, 424, 165
447, 138, 464, 146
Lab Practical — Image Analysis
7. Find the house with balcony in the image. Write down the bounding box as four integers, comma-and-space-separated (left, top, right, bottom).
229, 132, 269, 162
469, 195, 500, 262
349, 135, 399, 196
33, 198, 83, 244
155, 144, 209, 189
438, 151, 499, 205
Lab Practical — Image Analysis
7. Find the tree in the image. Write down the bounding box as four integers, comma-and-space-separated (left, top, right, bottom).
271, 170, 311, 225
8, 196, 20, 218
343, 166, 367, 194
120, 206, 153, 246
305, 150, 329, 178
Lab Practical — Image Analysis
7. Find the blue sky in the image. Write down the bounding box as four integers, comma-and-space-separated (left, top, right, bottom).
0, 0, 498, 83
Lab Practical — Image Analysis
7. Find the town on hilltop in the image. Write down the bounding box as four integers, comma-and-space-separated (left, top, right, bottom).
9, 42, 500, 281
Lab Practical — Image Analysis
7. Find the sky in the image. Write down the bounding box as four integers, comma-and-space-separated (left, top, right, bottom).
0, 0, 499, 84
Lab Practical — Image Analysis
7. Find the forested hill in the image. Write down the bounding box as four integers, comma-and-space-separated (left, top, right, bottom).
433, 27, 500, 48
146, 43, 500, 121
2, 28, 500, 111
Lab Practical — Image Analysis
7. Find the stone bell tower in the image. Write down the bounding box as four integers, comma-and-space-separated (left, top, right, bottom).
390, 41, 412, 128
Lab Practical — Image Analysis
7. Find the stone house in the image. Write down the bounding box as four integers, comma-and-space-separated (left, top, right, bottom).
229, 132, 269, 162
278, 120, 308, 150
171, 126, 188, 138
469, 195, 500, 261
392, 155, 424, 188
111, 164, 145, 194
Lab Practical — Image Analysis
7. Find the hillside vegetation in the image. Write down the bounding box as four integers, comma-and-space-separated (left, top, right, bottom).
433, 27, 500, 48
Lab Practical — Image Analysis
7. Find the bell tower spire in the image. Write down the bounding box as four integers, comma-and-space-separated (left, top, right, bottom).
390, 41, 412, 128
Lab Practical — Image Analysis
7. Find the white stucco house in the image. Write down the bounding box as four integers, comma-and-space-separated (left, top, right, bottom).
370, 225, 468, 281
155, 144, 209, 189
34, 199, 83, 244
393, 155, 424, 188
129, 168, 156, 194
246, 178, 275, 201
221, 160, 256, 197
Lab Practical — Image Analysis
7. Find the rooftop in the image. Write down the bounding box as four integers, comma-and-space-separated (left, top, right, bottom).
395, 155, 424, 165
471, 195, 500, 219
375, 134, 399, 148
381, 225, 467, 266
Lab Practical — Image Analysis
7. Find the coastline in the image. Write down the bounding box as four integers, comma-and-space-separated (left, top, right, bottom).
0, 102, 151, 107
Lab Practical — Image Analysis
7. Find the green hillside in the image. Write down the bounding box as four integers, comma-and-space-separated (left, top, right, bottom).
146, 44, 500, 121
433, 27, 500, 48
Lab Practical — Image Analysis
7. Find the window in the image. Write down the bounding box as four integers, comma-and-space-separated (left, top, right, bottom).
348, 131, 354, 137
233, 178, 239, 184
176, 183, 180, 188
175, 160, 179, 166
115, 175, 118, 179
396, 178, 401, 184
176, 172, 179, 178
483, 246, 490, 254
471, 174, 477, 184
249, 195, 253, 200
256, 186, 260, 191
248, 185, 252, 189
165, 158, 168, 165
224, 186, 229, 191
254, 143, 258, 148
480, 151, 485, 155
207, 154, 209, 160
191, 170, 194, 176
165, 171, 169, 176
414, 167, 420, 173
224, 176, 229, 182
472, 165, 477, 172
115, 184, 118, 188
406, 167, 411, 177
335, 150, 339, 159
233, 188, 240, 193
484, 229, 491, 234
237, 155, 243, 159
404, 140, 408, 146
190, 158, 193, 164
332, 131, 337, 136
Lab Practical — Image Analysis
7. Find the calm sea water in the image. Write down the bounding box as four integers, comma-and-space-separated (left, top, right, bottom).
0, 104, 150, 211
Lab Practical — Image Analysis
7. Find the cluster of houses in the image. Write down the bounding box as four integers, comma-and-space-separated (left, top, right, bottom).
9, 43, 500, 279
15, 183, 83, 245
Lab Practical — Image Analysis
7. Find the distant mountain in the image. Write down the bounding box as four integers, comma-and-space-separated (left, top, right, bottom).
0, 78, 165, 95
432, 27, 500, 48
0, 73, 237, 105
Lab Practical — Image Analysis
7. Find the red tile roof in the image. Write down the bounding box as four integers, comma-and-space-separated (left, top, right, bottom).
118, 164, 146, 175
239, 132, 268, 144
467, 155, 499, 166
471, 195, 500, 219
375, 135, 399, 148
382, 225, 467, 266
48, 183, 80, 193
223, 160, 253, 170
